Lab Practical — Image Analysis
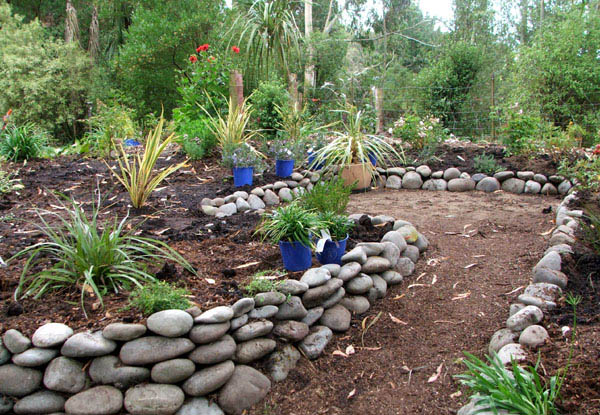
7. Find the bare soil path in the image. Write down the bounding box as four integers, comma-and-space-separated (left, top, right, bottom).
254, 189, 559, 415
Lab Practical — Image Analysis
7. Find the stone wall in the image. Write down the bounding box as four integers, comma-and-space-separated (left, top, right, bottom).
0, 217, 427, 415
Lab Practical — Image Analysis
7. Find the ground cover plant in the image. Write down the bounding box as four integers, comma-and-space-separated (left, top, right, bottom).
127, 280, 191, 315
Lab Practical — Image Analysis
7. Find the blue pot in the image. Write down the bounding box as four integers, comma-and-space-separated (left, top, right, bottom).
232, 167, 253, 187
278, 240, 312, 272
307, 152, 324, 171
368, 152, 377, 166
275, 159, 294, 177
315, 235, 349, 265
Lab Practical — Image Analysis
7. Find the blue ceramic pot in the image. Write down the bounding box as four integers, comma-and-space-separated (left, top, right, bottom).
232, 167, 253, 187
275, 159, 294, 178
315, 235, 349, 265
278, 240, 312, 272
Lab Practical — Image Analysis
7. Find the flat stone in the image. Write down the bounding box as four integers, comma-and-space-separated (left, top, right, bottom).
254, 291, 287, 306
232, 298, 255, 317
32, 323, 73, 348
224, 195, 237, 204
44, 357, 86, 393
278, 280, 309, 295
431, 171, 443, 179
545, 244, 573, 256
534, 173, 548, 184
381, 230, 408, 251
64, 386, 123, 415
275, 296, 308, 320
216, 202, 237, 217
519, 325, 549, 348
273, 181, 287, 190
488, 328, 519, 355
339, 262, 362, 282
302, 278, 344, 308
12, 347, 58, 367
14, 390, 65, 414
549, 232, 575, 246
319, 305, 351, 332
381, 270, 403, 285
321, 264, 341, 277
267, 345, 301, 382
120, 337, 195, 365
3, 330, 31, 354
443, 168, 461, 180
233, 320, 273, 342
103, 323, 146, 341
301, 307, 325, 326
202, 205, 217, 215
151, 359, 195, 384
361, 256, 391, 273
298, 326, 333, 359
422, 179, 447, 191
300, 267, 331, 287
218, 365, 271, 415
272, 321, 310, 342
175, 397, 224, 415
89, 355, 150, 389
471, 173, 487, 182
395, 257, 415, 276
189, 335, 236, 365
341, 247, 367, 264
506, 305, 543, 332
402, 171, 423, 189
524, 282, 562, 301
517, 294, 556, 310
517, 171, 535, 180
249, 305, 279, 319
230, 314, 249, 331
346, 274, 374, 294
339, 296, 370, 314
497, 343, 528, 365
189, 322, 231, 344
322, 287, 345, 309
233, 191, 248, 199
355, 242, 384, 256
195, 306, 234, 324
494, 171, 514, 182
387, 167, 406, 176
0, 364, 42, 397
448, 178, 476, 192
61, 331, 117, 358
476, 177, 501, 192
235, 338, 277, 363
371, 215, 395, 225
182, 360, 235, 397
549, 175, 564, 184
541, 183, 558, 195
502, 178, 525, 194
124, 384, 184, 415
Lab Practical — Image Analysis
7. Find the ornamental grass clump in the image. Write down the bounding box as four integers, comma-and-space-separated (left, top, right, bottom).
256, 202, 321, 247
317, 211, 355, 241
0, 123, 47, 162
128, 281, 191, 315
11, 193, 195, 316
297, 176, 353, 215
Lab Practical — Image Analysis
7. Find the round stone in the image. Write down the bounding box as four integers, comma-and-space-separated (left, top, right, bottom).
415, 233, 429, 253
381, 270, 403, 285
319, 305, 351, 332
218, 365, 271, 415
402, 245, 420, 263
506, 305, 543, 332
61, 331, 117, 358
534, 173, 548, 184
448, 178, 476, 192
3, 330, 31, 354
402, 171, 423, 189
300, 268, 331, 287
298, 326, 333, 359
189, 322, 231, 344
12, 347, 58, 367
322, 287, 346, 309
541, 183, 558, 195
102, 323, 147, 341
195, 306, 234, 324
301, 307, 325, 326
189, 335, 236, 365
120, 337, 195, 365
234, 339, 277, 364
124, 384, 184, 415
175, 397, 224, 415
416, 165, 432, 177
476, 177, 500, 193
231, 298, 255, 317
277, 280, 309, 295
275, 296, 308, 320
44, 357, 86, 394
32, 323, 73, 348
443, 168, 460, 180
395, 257, 415, 276
339, 262, 362, 282
488, 328, 518, 355
249, 305, 279, 319
151, 359, 196, 384
519, 325, 549, 349
381, 242, 400, 267
232, 320, 274, 342
396, 226, 419, 243
267, 345, 301, 382
147, 310, 194, 337
89, 355, 150, 389
502, 178, 526, 194
13, 390, 65, 414
422, 179, 447, 191
497, 343, 528, 365
524, 180, 542, 194
361, 257, 391, 274
272, 321, 310, 342
0, 364, 43, 397
64, 386, 123, 415
339, 296, 370, 314
346, 274, 374, 294
254, 291, 287, 306
381, 230, 408, 251
386, 175, 402, 189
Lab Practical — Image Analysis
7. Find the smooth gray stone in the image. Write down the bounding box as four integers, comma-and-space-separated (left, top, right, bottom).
182, 360, 235, 397
498, 343, 528, 365
0, 339, 9, 365
201, 197, 214, 207
339, 296, 370, 314
184, 306, 203, 319
396, 225, 419, 243
189, 322, 231, 344
385, 175, 402, 189
322, 287, 345, 309
460, 172, 471, 179
12, 347, 57, 367
416, 165, 431, 177
371, 274, 387, 299
263, 189, 280, 206
443, 168, 461, 180
236, 197, 251, 212
558, 180, 572, 194
506, 306, 543, 332
223, 194, 237, 204
509, 303, 526, 317
402, 245, 420, 263
273, 321, 310, 342
448, 178, 476, 192
32, 323, 73, 348
120, 337, 195, 365
346, 274, 374, 294
319, 305, 351, 332
458, 395, 515, 415
302, 278, 344, 308
321, 264, 341, 277
275, 296, 308, 320
61, 331, 117, 358
233, 191, 248, 200
301, 307, 325, 326
248, 305, 279, 319
402, 171, 423, 189
516, 294, 556, 310
341, 247, 367, 264
3, 330, 31, 354
541, 183, 558, 195
519, 325, 549, 348
524, 282, 562, 301
381, 270, 403, 285
431, 171, 443, 179
361, 256, 391, 273
147, 310, 194, 338
355, 242, 385, 256
218, 365, 271, 415
230, 314, 249, 331
489, 328, 519, 355
254, 291, 287, 306
545, 244, 573, 256
0, 364, 42, 397
300, 268, 331, 288
387, 167, 406, 176
151, 359, 195, 384
232, 321, 273, 342
13, 390, 64, 414
232, 298, 255, 317
235, 339, 277, 363
102, 323, 147, 341
175, 397, 224, 415
195, 306, 234, 324
89, 355, 150, 389
278, 188, 293, 202
216, 202, 237, 217
278, 280, 309, 295
64, 386, 123, 415
549, 175, 564, 184
381, 242, 400, 267
43, 357, 86, 394
0, 395, 13, 414
517, 171, 535, 180
298, 326, 333, 360
393, 220, 413, 230
471, 173, 487, 182
381, 231, 408, 252
189, 335, 236, 365
395, 257, 415, 276
212, 198, 225, 207
534, 251, 561, 271
273, 181, 287, 190
534, 173, 548, 184
267, 345, 301, 382
549, 232, 575, 246
476, 177, 500, 192
251, 187, 265, 197
494, 171, 514, 182
247, 194, 266, 210
422, 179, 447, 191
371, 215, 395, 225
524, 180, 541, 194
124, 384, 184, 415
202, 205, 217, 216
338, 262, 362, 282
366, 287, 379, 305
502, 178, 525, 194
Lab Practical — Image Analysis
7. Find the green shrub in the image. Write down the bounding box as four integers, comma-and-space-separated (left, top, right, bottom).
256, 202, 321, 247
128, 281, 191, 315
0, 170, 24, 194
298, 176, 352, 215
174, 114, 216, 160
558, 155, 600, 192
392, 114, 447, 151
500, 109, 542, 155
243, 270, 286, 296
317, 211, 355, 240
473, 153, 502, 175
84, 101, 138, 158
250, 79, 289, 135
0, 123, 47, 161
11, 193, 195, 316
580, 213, 600, 255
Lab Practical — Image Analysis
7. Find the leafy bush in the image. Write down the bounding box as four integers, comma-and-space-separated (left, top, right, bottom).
500, 109, 542, 155
174, 115, 216, 160
11, 194, 195, 316
243, 270, 286, 296
392, 114, 447, 151
268, 138, 306, 161
250, 79, 289, 135
298, 176, 352, 215
456, 353, 560, 415
0, 3, 91, 141
0, 170, 24, 194
112, 116, 187, 208
473, 153, 502, 175
84, 101, 138, 157
256, 202, 321, 247
0, 123, 47, 161
317, 211, 355, 240
558, 154, 600, 192
581, 213, 600, 255
222, 143, 265, 170
128, 281, 191, 315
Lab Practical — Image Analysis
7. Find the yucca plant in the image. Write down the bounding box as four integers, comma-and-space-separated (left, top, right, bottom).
0, 123, 47, 162
255, 202, 321, 248
455, 352, 561, 415
11, 193, 195, 316
112, 116, 187, 208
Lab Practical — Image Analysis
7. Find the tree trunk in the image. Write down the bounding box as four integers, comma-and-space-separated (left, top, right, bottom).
65, 0, 80, 44
303, 0, 315, 99
88, 5, 99, 61
519, 0, 529, 45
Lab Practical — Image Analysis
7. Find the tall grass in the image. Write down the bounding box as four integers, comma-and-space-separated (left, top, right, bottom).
0, 123, 47, 161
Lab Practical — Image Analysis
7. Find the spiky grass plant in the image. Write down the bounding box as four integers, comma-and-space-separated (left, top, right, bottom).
0, 123, 47, 162
297, 176, 353, 215
11, 193, 195, 316
256, 202, 321, 248
317, 211, 355, 241
112, 116, 187, 208
0, 169, 24, 194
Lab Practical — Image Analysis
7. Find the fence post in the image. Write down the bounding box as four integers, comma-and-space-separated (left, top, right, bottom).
491, 73, 496, 142
373, 86, 384, 133
230, 70, 244, 109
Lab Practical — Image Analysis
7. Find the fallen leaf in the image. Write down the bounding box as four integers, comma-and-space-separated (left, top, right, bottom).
205, 278, 216, 284
389, 313, 408, 325
408, 283, 428, 289
234, 261, 260, 269
431, 275, 437, 285
427, 363, 444, 383
463, 263, 478, 269
347, 389, 356, 399
333, 350, 348, 358
450, 391, 462, 398
345, 344, 355, 355
451, 292, 471, 301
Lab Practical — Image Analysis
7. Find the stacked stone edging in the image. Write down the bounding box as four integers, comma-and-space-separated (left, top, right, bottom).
457, 191, 582, 415
0, 216, 427, 415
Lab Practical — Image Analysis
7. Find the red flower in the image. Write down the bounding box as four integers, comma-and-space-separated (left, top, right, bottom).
196, 43, 209, 52
593, 144, 600, 155
311, 98, 320, 102
207, 56, 216, 63
189, 55, 198, 63
232, 46, 240, 54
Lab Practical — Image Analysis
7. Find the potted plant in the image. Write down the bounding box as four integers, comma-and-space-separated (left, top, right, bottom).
256, 202, 320, 272
270, 138, 304, 178
222, 143, 264, 187
310, 105, 403, 190
315, 212, 355, 265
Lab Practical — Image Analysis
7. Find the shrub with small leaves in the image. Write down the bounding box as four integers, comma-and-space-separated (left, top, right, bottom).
128, 281, 191, 315
298, 176, 352, 215
243, 270, 286, 296
473, 153, 502, 175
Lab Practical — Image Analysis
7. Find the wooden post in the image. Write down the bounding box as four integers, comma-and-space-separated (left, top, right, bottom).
230, 70, 244, 109
288, 73, 299, 110
373, 86, 384, 134
491, 73, 496, 142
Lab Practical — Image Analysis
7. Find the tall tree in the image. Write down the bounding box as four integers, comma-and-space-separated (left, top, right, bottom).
88, 4, 99, 60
